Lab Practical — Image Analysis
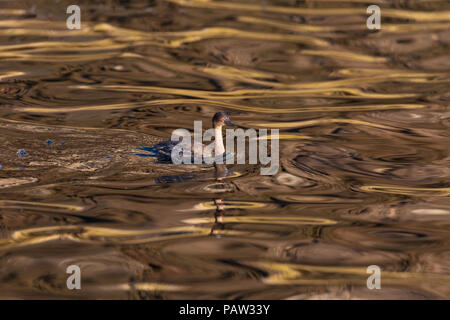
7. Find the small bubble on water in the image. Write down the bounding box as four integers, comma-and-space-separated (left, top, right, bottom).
17, 149, 27, 157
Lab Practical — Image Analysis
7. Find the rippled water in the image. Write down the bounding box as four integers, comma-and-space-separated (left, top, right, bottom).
0, 0, 449, 299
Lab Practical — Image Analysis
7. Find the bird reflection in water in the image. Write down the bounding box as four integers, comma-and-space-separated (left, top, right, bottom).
153, 162, 233, 237
210, 163, 229, 237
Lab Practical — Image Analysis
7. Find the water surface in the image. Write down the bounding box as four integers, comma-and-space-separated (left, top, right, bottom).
0, 0, 449, 299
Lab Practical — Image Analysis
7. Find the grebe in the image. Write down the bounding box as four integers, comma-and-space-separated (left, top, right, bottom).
142, 112, 235, 163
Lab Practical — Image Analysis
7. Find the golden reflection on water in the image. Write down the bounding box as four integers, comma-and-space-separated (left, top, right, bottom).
252, 261, 450, 288
0, 0, 449, 299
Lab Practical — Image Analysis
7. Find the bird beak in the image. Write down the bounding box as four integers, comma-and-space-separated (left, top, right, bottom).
225, 119, 236, 126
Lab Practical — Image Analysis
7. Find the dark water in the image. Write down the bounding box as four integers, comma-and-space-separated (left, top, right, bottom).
0, 0, 449, 299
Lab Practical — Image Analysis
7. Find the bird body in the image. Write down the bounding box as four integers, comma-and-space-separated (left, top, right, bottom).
143, 112, 235, 164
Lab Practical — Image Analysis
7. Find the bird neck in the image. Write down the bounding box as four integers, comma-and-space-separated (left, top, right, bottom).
215, 125, 225, 156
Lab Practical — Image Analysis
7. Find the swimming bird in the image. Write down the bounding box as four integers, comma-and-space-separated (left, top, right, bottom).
139, 112, 236, 163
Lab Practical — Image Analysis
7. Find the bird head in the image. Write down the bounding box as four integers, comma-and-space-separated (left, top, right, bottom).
212, 112, 235, 128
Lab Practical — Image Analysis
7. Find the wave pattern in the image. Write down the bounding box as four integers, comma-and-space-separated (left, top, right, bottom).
0, 0, 449, 299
